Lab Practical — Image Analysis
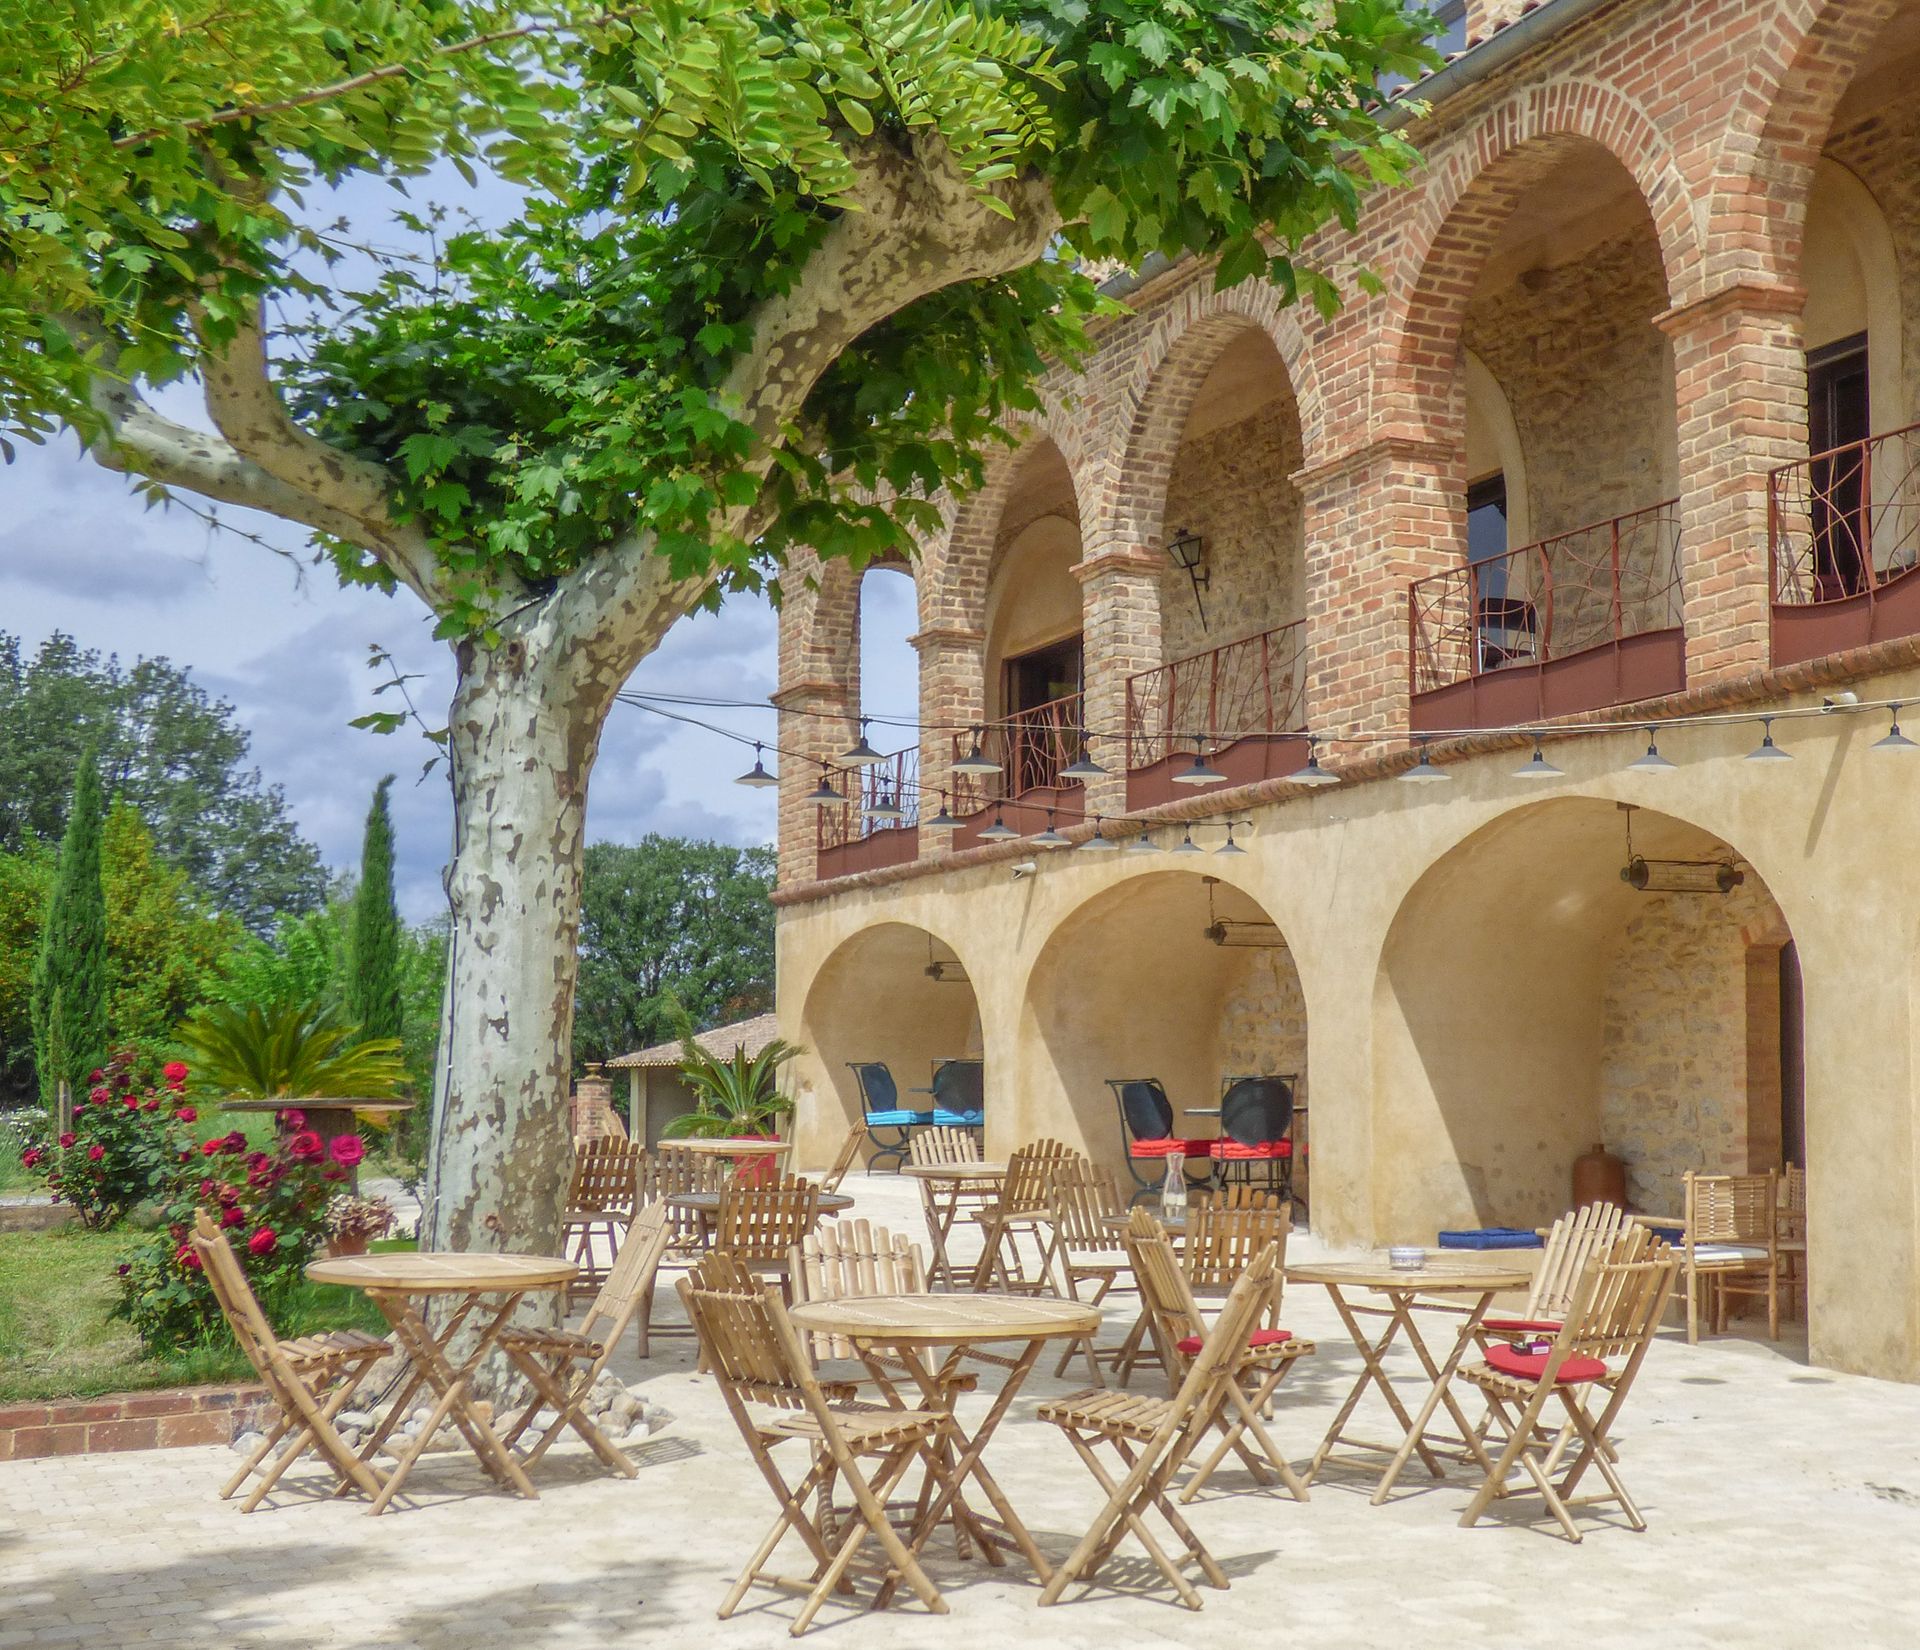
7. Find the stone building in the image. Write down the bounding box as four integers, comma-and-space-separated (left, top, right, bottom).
770, 0, 1920, 1383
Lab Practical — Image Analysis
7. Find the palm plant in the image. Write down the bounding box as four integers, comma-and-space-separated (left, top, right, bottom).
661, 1030, 802, 1141
174, 998, 407, 1099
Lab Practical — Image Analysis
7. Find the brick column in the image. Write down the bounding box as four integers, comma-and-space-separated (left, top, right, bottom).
1656, 280, 1807, 684
770, 682, 854, 886
1295, 435, 1457, 742
912, 624, 985, 850
1075, 547, 1164, 820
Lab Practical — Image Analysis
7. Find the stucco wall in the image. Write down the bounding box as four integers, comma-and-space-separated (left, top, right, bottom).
1826, 100, 1920, 421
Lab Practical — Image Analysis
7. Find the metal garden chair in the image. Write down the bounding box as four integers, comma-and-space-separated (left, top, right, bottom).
847, 1061, 932, 1172
1105, 1077, 1214, 1204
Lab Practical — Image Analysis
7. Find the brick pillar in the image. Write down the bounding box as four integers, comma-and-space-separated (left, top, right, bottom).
913, 624, 985, 850
1656, 281, 1807, 685
1295, 435, 1457, 742
774, 557, 860, 886
1075, 547, 1164, 820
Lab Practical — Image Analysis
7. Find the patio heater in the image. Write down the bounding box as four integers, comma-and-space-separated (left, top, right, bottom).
1202, 875, 1286, 948
1618, 805, 1744, 895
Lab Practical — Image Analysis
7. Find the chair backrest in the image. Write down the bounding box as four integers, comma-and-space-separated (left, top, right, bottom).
1528, 1200, 1630, 1320
1556, 1237, 1681, 1372
1126, 1207, 1206, 1354
848, 1061, 899, 1116
1780, 1162, 1807, 1239
1159, 1241, 1282, 1428
909, 1125, 982, 1167
791, 1219, 928, 1362
678, 1254, 818, 1412
931, 1058, 984, 1115
1048, 1166, 1126, 1252
1185, 1195, 1291, 1294
715, 1172, 823, 1262
1684, 1170, 1778, 1248
1205, 1183, 1281, 1213
1219, 1075, 1294, 1148
820, 1125, 865, 1193
999, 1138, 1081, 1215
1109, 1078, 1175, 1143
641, 1141, 726, 1199
567, 1134, 640, 1215
579, 1200, 676, 1352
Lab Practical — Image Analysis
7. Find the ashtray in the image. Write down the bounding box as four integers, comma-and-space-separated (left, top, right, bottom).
1388, 1245, 1425, 1271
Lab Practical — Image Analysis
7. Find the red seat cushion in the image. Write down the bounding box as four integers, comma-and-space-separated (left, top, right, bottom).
1209, 1138, 1293, 1160
1484, 1342, 1609, 1384
1129, 1136, 1216, 1158
1174, 1328, 1294, 1355
1483, 1316, 1563, 1335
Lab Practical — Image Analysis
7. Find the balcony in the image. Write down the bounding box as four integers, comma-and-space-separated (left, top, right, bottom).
1771, 423, 1920, 668
816, 746, 919, 879
1124, 623, 1309, 810
1409, 500, 1685, 732
950, 692, 1085, 845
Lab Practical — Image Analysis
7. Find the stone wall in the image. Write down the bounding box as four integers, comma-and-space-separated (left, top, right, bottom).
1215, 945, 1309, 1091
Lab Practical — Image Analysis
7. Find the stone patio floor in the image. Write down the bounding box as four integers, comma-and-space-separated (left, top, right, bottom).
4, 1173, 1919, 1648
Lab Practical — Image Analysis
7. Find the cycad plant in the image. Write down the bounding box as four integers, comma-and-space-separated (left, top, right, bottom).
661, 1028, 802, 1141
174, 998, 407, 1099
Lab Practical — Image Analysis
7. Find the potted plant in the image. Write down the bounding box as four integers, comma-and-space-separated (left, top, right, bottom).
324, 1192, 397, 1257
661, 1024, 803, 1185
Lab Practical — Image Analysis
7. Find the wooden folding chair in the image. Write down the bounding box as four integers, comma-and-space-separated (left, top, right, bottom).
715, 1173, 824, 1288
819, 1125, 866, 1194
1778, 1162, 1808, 1320
1036, 1243, 1282, 1610
1480, 1200, 1630, 1343
1042, 1165, 1131, 1383
1122, 1207, 1312, 1502
908, 1126, 997, 1289
968, 1138, 1081, 1291
642, 1140, 728, 1254
562, 1134, 640, 1300
1184, 1191, 1291, 1302
191, 1211, 389, 1512
1681, 1169, 1780, 1342
679, 1254, 955, 1634
1459, 1245, 1681, 1542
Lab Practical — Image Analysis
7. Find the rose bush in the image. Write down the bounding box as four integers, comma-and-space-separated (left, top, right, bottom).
114, 1107, 365, 1351
16, 1047, 191, 1227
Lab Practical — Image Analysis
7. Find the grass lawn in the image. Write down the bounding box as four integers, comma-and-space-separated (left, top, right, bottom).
0, 1227, 407, 1404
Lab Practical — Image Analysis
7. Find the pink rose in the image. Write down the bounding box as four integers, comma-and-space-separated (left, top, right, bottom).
87, 1144, 105, 1161
123, 1096, 138, 1110
278, 1108, 307, 1131
288, 1131, 324, 1163
328, 1135, 365, 1168
89, 1087, 110, 1106
247, 1227, 277, 1257
58, 1132, 76, 1148
20, 1146, 42, 1169
174, 1106, 197, 1123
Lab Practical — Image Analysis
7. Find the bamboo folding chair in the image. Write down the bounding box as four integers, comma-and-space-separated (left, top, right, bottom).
642, 1141, 728, 1254
908, 1126, 997, 1289
968, 1138, 1081, 1292
1778, 1162, 1808, 1319
678, 1254, 956, 1635
496, 1202, 675, 1476
1035, 1243, 1282, 1611
1480, 1200, 1630, 1342
1122, 1208, 1312, 1502
819, 1125, 866, 1194
1042, 1166, 1132, 1383
562, 1135, 640, 1300
1459, 1245, 1681, 1542
715, 1173, 825, 1288
1681, 1169, 1781, 1342
191, 1211, 389, 1512
790, 1219, 928, 1362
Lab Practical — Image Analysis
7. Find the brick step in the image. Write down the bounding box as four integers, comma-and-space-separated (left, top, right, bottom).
0, 1384, 271, 1460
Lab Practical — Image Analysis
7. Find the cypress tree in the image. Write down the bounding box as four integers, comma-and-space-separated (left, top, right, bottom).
31, 746, 109, 1107
346, 775, 403, 1045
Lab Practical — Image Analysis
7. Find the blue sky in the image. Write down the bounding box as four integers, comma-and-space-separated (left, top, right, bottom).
0, 170, 919, 921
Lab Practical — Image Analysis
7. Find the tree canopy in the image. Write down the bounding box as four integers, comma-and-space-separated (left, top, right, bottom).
0, 632, 327, 932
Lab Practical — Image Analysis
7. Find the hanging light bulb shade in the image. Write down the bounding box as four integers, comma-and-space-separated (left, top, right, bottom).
1512, 737, 1562, 780
1214, 824, 1248, 856
1873, 706, 1918, 752
1286, 740, 1339, 787
1172, 745, 1228, 786
1127, 831, 1162, 855
1399, 743, 1450, 783
1078, 817, 1119, 851
1170, 827, 1205, 855
839, 719, 884, 765
1031, 810, 1068, 848
1745, 718, 1792, 764
925, 793, 962, 829
978, 809, 1018, 841
860, 790, 904, 822
1059, 740, 1109, 781
734, 743, 779, 788
1628, 728, 1677, 772
951, 731, 1003, 775
804, 770, 845, 805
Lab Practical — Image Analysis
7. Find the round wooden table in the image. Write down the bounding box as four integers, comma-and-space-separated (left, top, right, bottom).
900, 1161, 1009, 1181
306, 1251, 576, 1514
665, 1189, 853, 1218
901, 1162, 1007, 1287
1285, 1255, 1533, 1504
677, 1137, 796, 1158
787, 1293, 1101, 1587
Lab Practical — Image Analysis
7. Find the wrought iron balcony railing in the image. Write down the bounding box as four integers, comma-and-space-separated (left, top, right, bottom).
1124, 621, 1307, 772
816, 745, 918, 854
951, 692, 1085, 816
1770, 422, 1920, 608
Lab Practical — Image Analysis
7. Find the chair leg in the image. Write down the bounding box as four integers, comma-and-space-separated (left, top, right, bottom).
1685, 1266, 1700, 1344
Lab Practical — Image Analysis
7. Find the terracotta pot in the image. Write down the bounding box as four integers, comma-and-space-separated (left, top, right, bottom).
734, 1130, 781, 1187
1572, 1143, 1627, 1209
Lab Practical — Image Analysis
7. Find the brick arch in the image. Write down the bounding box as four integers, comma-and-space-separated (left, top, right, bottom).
1092, 285, 1319, 563
1706, 0, 1903, 287
1378, 82, 1702, 441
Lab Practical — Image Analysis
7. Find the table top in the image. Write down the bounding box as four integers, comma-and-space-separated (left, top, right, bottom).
1101, 1210, 1188, 1236
901, 1161, 1008, 1181
677, 1137, 796, 1157
306, 1251, 577, 1291
218, 1097, 415, 1115
1286, 1256, 1532, 1292
667, 1190, 854, 1215
789, 1292, 1100, 1344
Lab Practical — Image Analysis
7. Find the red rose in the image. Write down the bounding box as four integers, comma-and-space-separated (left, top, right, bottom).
198, 1178, 216, 1197
58, 1132, 75, 1148
247, 1227, 277, 1256
143, 1097, 161, 1111
123, 1096, 138, 1110
20, 1146, 42, 1169
278, 1108, 307, 1131
87, 1144, 105, 1161
200, 1138, 224, 1157
217, 1183, 241, 1206
288, 1131, 324, 1162
246, 1151, 268, 1170
322, 1165, 348, 1183
328, 1135, 365, 1168
174, 1106, 198, 1123
88, 1068, 104, 1083
116, 1262, 131, 1277
175, 1244, 202, 1272
220, 1207, 245, 1228
89, 1087, 109, 1106
163, 1061, 189, 1087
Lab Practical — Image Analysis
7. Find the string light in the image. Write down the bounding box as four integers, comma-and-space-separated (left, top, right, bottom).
1628, 728, 1677, 773
1172, 743, 1228, 786
978, 808, 1018, 841
803, 768, 845, 805
1745, 718, 1792, 764
1059, 733, 1109, 782
839, 718, 884, 765
1170, 827, 1204, 855
1399, 740, 1449, 783
1127, 831, 1162, 855
925, 792, 962, 829
1286, 737, 1339, 787
1874, 705, 1918, 752
1078, 816, 1120, 852
733, 742, 778, 788
1512, 737, 1562, 780
951, 730, 1002, 775
1031, 810, 1068, 848
1215, 823, 1248, 856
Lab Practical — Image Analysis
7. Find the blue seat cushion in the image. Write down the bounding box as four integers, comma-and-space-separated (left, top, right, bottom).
866, 1109, 934, 1128
932, 1108, 984, 1127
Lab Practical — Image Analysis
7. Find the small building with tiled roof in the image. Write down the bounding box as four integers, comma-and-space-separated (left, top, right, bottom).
604, 1012, 779, 1146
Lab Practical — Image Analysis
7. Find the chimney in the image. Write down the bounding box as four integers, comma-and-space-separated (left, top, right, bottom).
568, 1062, 621, 1141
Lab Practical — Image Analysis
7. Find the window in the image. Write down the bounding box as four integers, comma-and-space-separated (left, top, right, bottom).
1807, 332, 1870, 597
1003, 636, 1082, 716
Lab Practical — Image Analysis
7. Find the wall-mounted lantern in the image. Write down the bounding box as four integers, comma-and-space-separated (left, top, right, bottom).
1166, 526, 1209, 628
